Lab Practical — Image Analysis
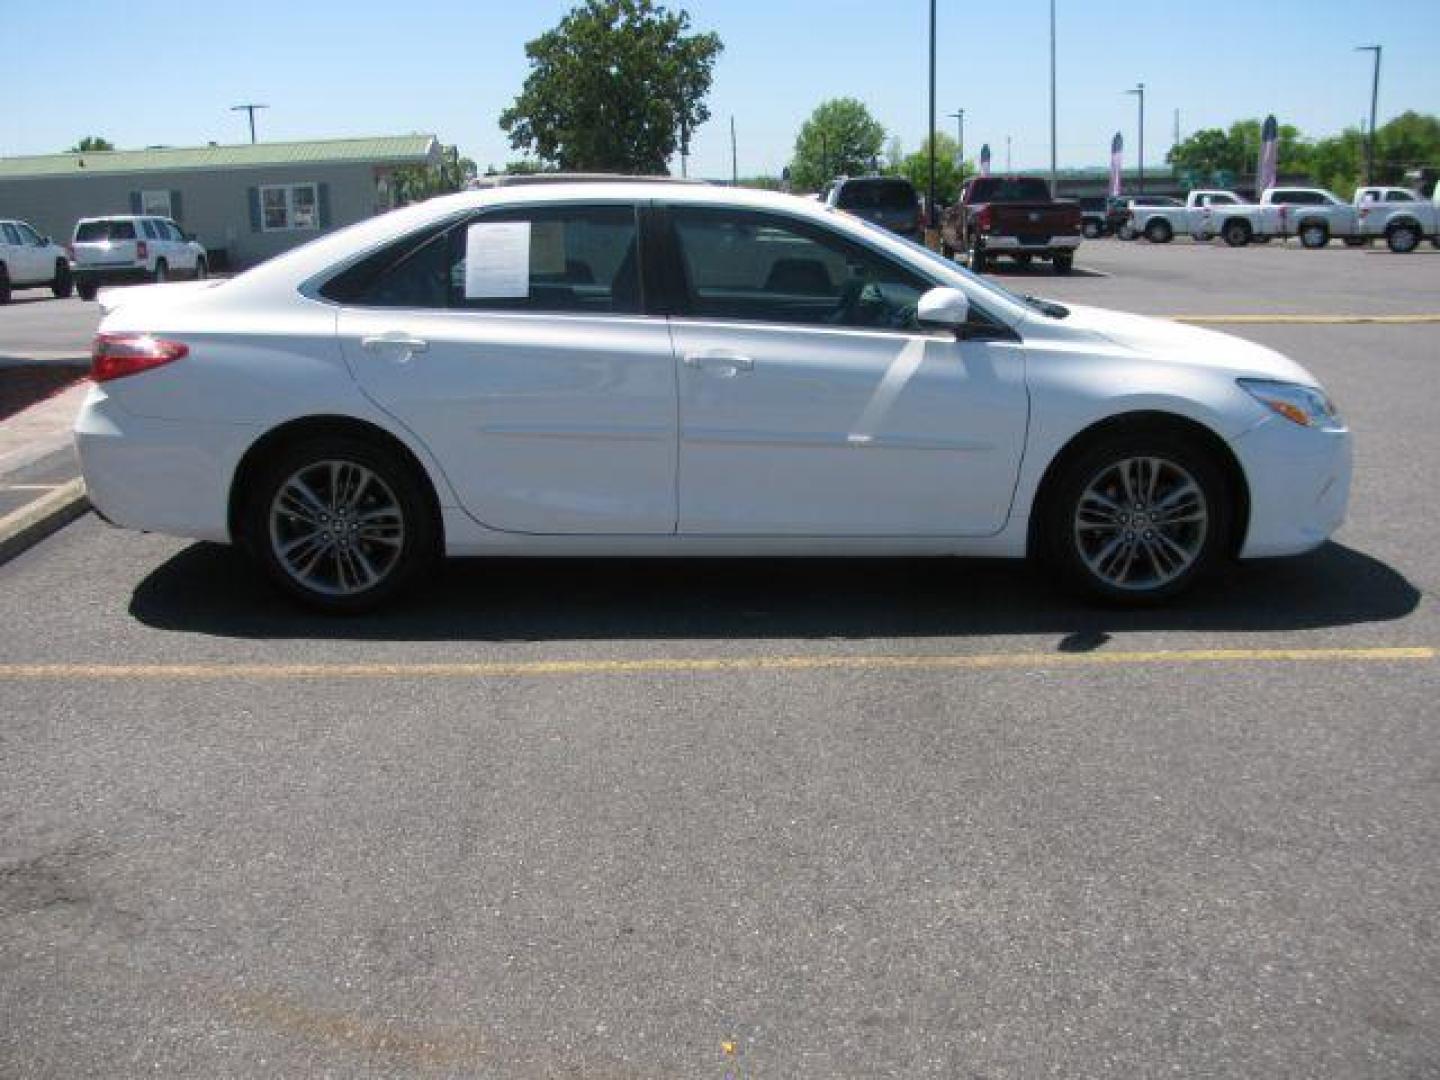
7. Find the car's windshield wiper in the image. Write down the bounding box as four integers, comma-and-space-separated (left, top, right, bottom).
1022, 294, 1070, 319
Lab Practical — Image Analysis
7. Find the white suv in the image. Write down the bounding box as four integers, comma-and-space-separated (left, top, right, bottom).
71, 215, 207, 300
0, 219, 73, 303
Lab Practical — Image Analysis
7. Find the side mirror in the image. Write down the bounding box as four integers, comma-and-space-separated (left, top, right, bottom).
916, 286, 970, 330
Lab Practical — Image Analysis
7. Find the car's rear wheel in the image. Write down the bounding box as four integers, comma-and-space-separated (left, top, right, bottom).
1052, 251, 1074, 274
245, 436, 437, 613
1386, 221, 1421, 253
194, 257, 208, 279
51, 261, 73, 299
1299, 221, 1330, 249
76, 280, 98, 301
1038, 430, 1232, 605
1221, 220, 1251, 247
153, 259, 169, 283
0, 264, 10, 305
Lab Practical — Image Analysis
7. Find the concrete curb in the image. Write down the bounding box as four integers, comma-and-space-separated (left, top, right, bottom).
0, 478, 89, 566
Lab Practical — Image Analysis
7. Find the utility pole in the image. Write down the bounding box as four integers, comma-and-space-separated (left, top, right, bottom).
1126, 83, 1145, 193
927, 0, 937, 230
947, 109, 965, 180
230, 103, 269, 144
1355, 45, 1382, 184
1049, 0, 1058, 188
730, 115, 738, 186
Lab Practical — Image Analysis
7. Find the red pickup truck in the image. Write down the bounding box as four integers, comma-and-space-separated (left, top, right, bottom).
941, 176, 1083, 274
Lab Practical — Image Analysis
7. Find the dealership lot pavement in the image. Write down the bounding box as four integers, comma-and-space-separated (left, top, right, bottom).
1, 240, 1438, 1077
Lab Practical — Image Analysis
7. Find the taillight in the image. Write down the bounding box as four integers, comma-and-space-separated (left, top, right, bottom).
91, 333, 188, 382
136, 240, 148, 261
975, 206, 993, 231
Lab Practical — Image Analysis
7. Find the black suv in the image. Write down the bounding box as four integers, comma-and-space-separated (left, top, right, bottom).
825, 176, 922, 239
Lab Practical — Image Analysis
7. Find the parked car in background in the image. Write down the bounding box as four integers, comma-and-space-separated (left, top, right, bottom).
75, 181, 1351, 613
1354, 184, 1440, 252
1077, 197, 1109, 238
1125, 190, 1282, 247
826, 176, 922, 239
70, 215, 208, 300
941, 176, 1082, 273
0, 219, 72, 303
1257, 188, 1360, 248
1113, 195, 1184, 240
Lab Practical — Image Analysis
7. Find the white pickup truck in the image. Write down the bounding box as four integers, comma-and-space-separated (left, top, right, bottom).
1257, 187, 1361, 248
1126, 190, 1282, 247
1354, 184, 1440, 253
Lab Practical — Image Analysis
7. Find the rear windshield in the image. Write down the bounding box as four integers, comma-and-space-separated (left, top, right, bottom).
966, 177, 1052, 202
75, 220, 137, 242
835, 178, 917, 212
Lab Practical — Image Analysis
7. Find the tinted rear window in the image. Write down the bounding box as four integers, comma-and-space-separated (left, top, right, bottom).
835, 179, 917, 212
75, 220, 137, 241
966, 178, 1052, 202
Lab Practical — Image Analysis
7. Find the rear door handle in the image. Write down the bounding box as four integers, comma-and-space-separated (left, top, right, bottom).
683, 350, 754, 376
361, 333, 429, 354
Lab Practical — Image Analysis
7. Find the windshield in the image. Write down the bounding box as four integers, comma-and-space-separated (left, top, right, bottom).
75, 220, 136, 242
966, 177, 1052, 202
836, 178, 918, 212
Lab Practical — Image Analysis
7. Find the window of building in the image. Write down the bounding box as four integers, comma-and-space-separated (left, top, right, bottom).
260, 183, 320, 232
141, 190, 173, 217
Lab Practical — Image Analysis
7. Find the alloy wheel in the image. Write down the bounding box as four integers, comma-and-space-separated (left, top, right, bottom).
268, 459, 406, 597
1073, 456, 1209, 592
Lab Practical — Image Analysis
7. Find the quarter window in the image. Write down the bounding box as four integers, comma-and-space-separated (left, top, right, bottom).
261, 183, 320, 232
669, 209, 929, 331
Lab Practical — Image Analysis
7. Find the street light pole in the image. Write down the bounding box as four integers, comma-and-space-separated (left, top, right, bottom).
927, 0, 937, 230
1049, 0, 1058, 188
1355, 45, 1382, 184
1125, 83, 1145, 194
230, 103, 269, 144
730, 115, 738, 186
947, 109, 965, 180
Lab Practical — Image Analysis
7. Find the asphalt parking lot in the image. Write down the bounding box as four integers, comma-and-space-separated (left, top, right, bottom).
1, 239, 1437, 1077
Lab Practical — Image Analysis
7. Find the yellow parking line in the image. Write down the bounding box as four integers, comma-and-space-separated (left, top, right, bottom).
1168, 314, 1440, 325
0, 647, 1429, 681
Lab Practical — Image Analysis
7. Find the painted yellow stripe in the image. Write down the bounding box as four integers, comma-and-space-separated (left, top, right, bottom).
0, 647, 1429, 681
1168, 313, 1440, 325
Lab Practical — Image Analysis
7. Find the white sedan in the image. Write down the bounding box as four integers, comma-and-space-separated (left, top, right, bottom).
75, 182, 1351, 612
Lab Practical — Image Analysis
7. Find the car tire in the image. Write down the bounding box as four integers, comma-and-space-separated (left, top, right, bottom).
1052, 252, 1074, 275
1299, 221, 1330, 249
1144, 219, 1174, 244
194, 257, 208, 280
153, 259, 169, 283
1082, 219, 1101, 239
1221, 220, 1252, 247
51, 261, 74, 299
969, 243, 987, 274
244, 435, 438, 614
76, 280, 99, 301
1036, 427, 1232, 605
0, 264, 10, 305
1386, 221, 1421, 254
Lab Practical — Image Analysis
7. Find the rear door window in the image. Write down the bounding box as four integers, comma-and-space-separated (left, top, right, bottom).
1, 223, 21, 245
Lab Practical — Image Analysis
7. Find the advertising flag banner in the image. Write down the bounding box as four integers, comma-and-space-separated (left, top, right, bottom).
1257, 115, 1279, 193
979, 143, 991, 177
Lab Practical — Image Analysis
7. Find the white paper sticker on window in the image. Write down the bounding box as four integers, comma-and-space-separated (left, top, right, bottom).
530, 221, 566, 276
464, 222, 530, 298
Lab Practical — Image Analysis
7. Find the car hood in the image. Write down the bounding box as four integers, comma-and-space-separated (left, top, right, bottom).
1051, 303, 1320, 386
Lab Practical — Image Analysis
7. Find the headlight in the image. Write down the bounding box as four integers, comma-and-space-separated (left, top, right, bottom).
1238, 378, 1343, 431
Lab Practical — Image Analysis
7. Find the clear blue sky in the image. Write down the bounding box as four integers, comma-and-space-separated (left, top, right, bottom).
6, 0, 1437, 177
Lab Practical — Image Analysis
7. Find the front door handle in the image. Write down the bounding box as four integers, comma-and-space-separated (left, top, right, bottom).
683, 350, 754, 376
361, 333, 429, 354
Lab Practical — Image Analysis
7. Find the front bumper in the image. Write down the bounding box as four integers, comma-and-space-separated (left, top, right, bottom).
980, 235, 1082, 253
1231, 416, 1352, 558
74, 384, 257, 543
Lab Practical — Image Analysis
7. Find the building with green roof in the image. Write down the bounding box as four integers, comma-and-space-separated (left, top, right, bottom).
0, 135, 440, 269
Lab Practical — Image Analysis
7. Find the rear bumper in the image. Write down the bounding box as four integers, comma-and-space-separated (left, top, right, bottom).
74, 384, 256, 543
980, 234, 1082, 253
74, 264, 150, 286
1232, 417, 1352, 558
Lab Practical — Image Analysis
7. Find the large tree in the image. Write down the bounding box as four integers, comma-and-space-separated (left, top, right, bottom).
500, 0, 721, 174
892, 131, 969, 206
67, 136, 114, 153
391, 144, 478, 205
1166, 119, 1308, 184
790, 98, 886, 192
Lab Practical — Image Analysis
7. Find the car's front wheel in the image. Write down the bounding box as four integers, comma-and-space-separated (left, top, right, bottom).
245, 436, 437, 612
51, 261, 74, 299
76, 280, 98, 301
1038, 430, 1232, 604
1052, 251, 1074, 274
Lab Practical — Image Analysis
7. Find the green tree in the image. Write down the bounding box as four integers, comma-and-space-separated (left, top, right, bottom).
790, 98, 886, 192
499, 0, 722, 174
1307, 128, 1365, 196
1166, 119, 1308, 184
892, 132, 968, 206
67, 136, 114, 153
1375, 110, 1440, 183
391, 144, 478, 205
